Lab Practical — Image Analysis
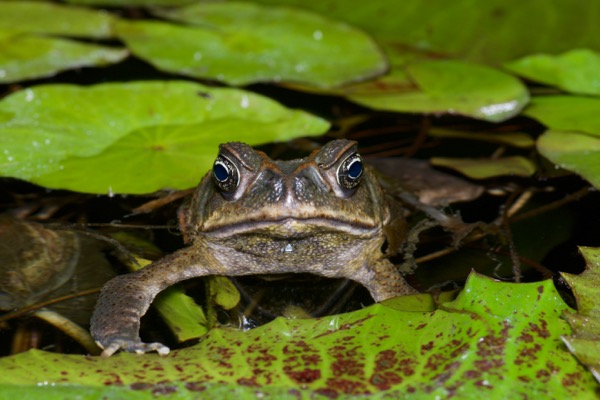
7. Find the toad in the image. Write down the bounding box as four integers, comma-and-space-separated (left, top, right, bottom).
91, 140, 426, 357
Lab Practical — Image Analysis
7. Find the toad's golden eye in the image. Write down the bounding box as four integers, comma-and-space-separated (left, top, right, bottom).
212, 154, 239, 192
337, 152, 363, 190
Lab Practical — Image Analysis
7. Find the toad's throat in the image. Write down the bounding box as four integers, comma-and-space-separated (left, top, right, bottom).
203, 217, 380, 238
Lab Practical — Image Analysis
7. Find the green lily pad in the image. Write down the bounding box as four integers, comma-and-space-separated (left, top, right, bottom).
0, 1, 125, 83
115, 1, 387, 88
505, 49, 600, 96
0, 273, 594, 397
431, 156, 536, 179
0, 32, 128, 83
155, 285, 209, 342
0, 81, 329, 194
561, 247, 600, 382
345, 61, 529, 122
524, 96, 600, 136
66, 0, 195, 5
254, 0, 600, 65
0, 1, 115, 38
537, 130, 600, 189
428, 127, 535, 148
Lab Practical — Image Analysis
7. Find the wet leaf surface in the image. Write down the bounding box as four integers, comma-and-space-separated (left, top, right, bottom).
0, 81, 329, 194
0, 273, 594, 398
115, 2, 387, 88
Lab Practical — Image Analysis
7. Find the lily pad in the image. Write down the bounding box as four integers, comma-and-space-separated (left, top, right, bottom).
67, 0, 195, 5
428, 127, 535, 148
0, 81, 329, 194
115, 2, 387, 88
505, 49, 600, 96
0, 1, 116, 38
537, 130, 600, 189
0, 273, 594, 397
524, 96, 600, 136
0, 2, 125, 83
562, 247, 600, 382
431, 156, 536, 179
254, 0, 600, 65
345, 60, 529, 122
0, 32, 128, 83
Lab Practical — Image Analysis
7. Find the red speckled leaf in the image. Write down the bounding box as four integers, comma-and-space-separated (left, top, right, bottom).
0, 273, 595, 398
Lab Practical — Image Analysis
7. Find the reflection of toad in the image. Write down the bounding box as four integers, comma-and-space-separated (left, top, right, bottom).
91, 140, 422, 357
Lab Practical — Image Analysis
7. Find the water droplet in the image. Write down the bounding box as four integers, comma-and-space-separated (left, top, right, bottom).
107, 187, 114, 198
44, 138, 51, 145
479, 101, 518, 117
193, 52, 203, 61
294, 63, 307, 72
24, 89, 35, 102
312, 30, 323, 41
6, 156, 14, 162
240, 95, 249, 109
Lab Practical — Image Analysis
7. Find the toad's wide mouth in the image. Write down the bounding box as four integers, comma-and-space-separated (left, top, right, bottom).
202, 217, 381, 239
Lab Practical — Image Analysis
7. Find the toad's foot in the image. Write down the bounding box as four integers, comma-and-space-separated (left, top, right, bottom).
97, 338, 170, 358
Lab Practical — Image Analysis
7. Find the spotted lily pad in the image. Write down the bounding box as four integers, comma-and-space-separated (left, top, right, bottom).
0, 81, 329, 194
505, 49, 600, 96
115, 1, 387, 88
344, 60, 529, 122
0, 273, 594, 398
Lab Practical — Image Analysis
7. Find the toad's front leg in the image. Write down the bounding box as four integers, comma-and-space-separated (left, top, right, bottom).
90, 246, 218, 357
351, 258, 418, 302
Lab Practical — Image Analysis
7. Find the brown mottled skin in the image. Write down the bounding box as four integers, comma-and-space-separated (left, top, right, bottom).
91, 140, 417, 357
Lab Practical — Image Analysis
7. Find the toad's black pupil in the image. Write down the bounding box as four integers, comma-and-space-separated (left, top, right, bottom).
213, 162, 229, 182
348, 159, 363, 179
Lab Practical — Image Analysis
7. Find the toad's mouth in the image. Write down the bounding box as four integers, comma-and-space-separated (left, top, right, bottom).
203, 217, 380, 239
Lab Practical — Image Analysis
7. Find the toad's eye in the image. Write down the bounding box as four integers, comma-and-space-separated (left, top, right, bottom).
337, 152, 363, 190
212, 155, 239, 192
